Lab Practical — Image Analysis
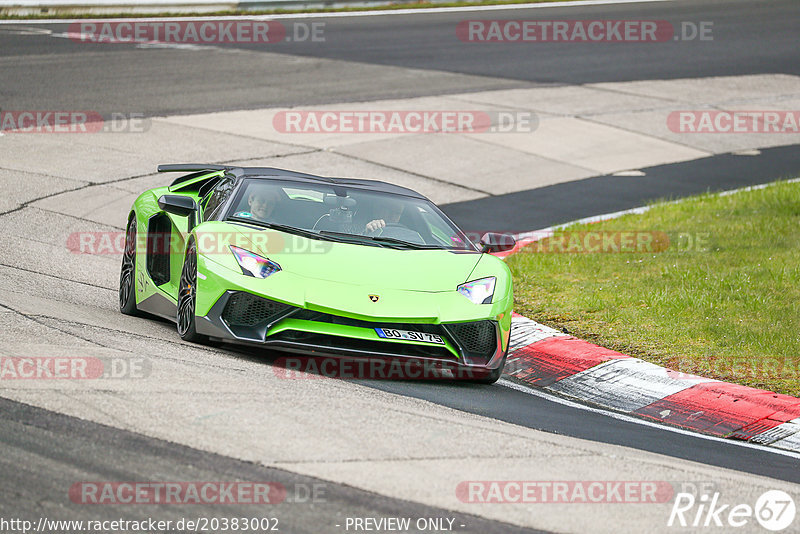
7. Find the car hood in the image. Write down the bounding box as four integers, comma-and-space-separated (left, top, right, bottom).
236, 226, 482, 292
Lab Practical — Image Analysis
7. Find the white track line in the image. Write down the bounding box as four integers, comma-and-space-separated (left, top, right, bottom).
0, 0, 672, 23
499, 379, 800, 460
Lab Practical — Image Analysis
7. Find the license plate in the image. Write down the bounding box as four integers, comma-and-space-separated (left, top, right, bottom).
375, 328, 445, 345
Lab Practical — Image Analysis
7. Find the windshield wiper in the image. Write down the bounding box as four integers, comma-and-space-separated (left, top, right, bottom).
319, 231, 441, 250
369, 236, 442, 249
318, 230, 397, 248
228, 217, 343, 242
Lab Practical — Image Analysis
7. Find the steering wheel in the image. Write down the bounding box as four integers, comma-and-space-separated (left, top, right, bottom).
375, 223, 426, 245
372, 222, 406, 236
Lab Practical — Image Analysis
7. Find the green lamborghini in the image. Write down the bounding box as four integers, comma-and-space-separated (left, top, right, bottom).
119, 164, 515, 383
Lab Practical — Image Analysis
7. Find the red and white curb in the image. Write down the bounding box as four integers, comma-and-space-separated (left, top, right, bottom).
505, 314, 800, 452
501, 179, 800, 452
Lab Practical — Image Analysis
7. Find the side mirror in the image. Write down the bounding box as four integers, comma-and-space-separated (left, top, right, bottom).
158, 195, 198, 231
480, 232, 516, 254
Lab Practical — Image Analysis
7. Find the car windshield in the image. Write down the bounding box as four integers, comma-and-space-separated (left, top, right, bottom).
224, 178, 476, 251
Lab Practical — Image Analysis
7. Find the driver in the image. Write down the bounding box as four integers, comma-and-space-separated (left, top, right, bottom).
364, 198, 405, 234
237, 187, 280, 222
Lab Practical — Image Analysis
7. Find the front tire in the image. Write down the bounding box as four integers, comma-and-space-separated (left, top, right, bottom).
177, 240, 208, 343
119, 217, 140, 316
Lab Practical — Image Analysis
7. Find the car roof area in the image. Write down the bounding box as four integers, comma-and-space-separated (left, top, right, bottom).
236, 168, 427, 200
159, 163, 428, 200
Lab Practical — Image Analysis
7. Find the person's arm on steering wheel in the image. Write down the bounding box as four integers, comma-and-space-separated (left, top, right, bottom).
364, 219, 386, 234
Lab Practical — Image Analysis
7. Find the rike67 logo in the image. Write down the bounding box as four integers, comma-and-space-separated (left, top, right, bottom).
668, 490, 796, 531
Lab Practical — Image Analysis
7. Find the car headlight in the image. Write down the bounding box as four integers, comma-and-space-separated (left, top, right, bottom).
457, 277, 496, 304
230, 246, 281, 279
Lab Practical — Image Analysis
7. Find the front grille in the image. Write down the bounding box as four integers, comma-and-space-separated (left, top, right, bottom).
446, 321, 496, 355
292, 309, 496, 357
221, 292, 291, 327
216, 294, 495, 360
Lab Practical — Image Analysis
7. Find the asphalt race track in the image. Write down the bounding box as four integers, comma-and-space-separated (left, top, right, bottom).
1, 0, 798, 115
1, 0, 800, 532
443, 144, 800, 232
0, 397, 536, 534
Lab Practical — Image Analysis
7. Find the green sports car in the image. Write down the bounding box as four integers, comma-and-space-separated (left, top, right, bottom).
119, 164, 516, 383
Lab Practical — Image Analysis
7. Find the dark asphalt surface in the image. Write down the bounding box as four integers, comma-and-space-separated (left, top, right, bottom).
0, 0, 797, 116
442, 144, 800, 233
0, 397, 541, 534
249, 0, 799, 84
355, 378, 800, 484
1, 0, 799, 528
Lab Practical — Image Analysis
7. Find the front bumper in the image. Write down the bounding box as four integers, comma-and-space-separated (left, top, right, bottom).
196, 290, 509, 371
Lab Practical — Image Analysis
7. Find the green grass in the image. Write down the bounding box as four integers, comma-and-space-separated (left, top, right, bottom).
0, 0, 565, 19
507, 180, 800, 397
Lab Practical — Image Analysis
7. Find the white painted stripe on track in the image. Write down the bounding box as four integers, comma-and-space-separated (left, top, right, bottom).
0, 0, 672, 23
548, 358, 715, 412
498, 378, 800, 460
751, 421, 800, 446
771, 431, 800, 453
509, 315, 567, 348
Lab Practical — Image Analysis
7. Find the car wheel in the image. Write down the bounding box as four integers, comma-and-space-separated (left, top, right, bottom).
119, 217, 141, 316
177, 240, 208, 343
